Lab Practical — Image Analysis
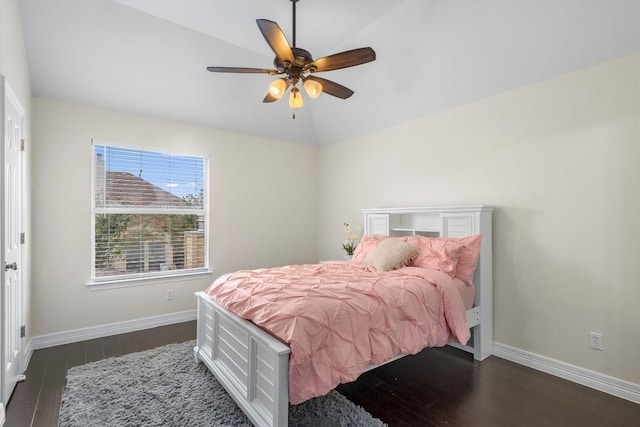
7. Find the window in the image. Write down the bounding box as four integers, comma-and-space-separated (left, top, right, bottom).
92, 142, 208, 283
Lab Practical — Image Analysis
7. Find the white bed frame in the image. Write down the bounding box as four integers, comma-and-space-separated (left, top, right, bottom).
194, 206, 493, 427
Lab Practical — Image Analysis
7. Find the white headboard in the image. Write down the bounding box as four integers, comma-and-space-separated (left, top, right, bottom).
360, 206, 494, 360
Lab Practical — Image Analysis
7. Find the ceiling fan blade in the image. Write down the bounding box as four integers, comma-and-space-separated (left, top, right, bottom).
256, 19, 294, 64
207, 66, 280, 75
306, 76, 354, 99
305, 47, 376, 73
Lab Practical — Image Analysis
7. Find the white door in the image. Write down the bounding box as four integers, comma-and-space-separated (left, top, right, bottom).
1, 78, 24, 406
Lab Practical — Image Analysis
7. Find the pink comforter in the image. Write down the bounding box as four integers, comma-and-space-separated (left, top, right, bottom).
205, 262, 471, 404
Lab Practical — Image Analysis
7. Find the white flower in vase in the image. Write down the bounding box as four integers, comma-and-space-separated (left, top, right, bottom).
342, 223, 362, 259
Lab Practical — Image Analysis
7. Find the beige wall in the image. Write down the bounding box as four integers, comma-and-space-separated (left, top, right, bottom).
0, 0, 33, 347
31, 98, 318, 335
318, 54, 640, 384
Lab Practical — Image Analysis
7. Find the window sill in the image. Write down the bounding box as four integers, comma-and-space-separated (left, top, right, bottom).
87, 270, 214, 291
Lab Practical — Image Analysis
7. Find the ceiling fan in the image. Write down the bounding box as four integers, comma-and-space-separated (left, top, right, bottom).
207, 0, 376, 118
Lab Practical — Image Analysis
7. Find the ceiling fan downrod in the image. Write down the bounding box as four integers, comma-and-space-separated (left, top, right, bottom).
291, 0, 298, 48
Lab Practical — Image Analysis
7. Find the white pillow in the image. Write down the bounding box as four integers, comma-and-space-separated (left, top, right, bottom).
363, 238, 420, 272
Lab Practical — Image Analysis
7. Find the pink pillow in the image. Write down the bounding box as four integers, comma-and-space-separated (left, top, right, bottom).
406, 236, 464, 277
449, 234, 482, 286
353, 234, 481, 283
352, 235, 389, 263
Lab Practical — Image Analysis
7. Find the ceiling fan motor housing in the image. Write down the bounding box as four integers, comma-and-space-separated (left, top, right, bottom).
274, 47, 315, 77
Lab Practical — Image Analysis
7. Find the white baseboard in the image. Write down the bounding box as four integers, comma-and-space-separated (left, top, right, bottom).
30, 309, 196, 351
493, 342, 640, 404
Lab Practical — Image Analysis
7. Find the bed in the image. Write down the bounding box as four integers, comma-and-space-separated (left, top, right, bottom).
194, 206, 493, 427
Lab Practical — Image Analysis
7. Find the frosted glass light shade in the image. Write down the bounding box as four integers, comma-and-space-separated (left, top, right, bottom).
289, 87, 303, 109
303, 79, 322, 98
268, 78, 287, 98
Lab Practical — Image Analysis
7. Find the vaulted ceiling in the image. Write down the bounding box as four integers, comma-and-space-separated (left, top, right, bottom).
18, 0, 639, 145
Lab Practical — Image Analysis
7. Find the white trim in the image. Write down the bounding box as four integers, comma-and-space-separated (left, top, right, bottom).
88, 269, 213, 290
30, 309, 196, 350
0, 402, 5, 426
4, 81, 25, 116
493, 342, 640, 404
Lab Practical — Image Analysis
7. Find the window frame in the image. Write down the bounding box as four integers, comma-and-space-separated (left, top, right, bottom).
88, 139, 212, 289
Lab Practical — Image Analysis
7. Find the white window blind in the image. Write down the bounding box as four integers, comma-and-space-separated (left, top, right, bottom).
92, 143, 208, 281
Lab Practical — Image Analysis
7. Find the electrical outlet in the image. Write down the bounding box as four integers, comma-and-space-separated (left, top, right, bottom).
590, 332, 603, 350
166, 289, 174, 300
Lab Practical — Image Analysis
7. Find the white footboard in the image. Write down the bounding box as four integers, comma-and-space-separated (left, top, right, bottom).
194, 291, 291, 427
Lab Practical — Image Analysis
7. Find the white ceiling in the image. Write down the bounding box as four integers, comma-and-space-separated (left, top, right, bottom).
18, 0, 639, 145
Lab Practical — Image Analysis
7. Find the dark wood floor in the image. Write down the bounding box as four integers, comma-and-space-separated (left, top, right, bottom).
337, 347, 640, 426
6, 321, 639, 426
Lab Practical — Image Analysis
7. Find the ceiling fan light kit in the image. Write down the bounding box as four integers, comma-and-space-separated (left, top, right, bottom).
303, 79, 322, 99
268, 78, 288, 99
289, 87, 303, 109
207, 0, 376, 119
